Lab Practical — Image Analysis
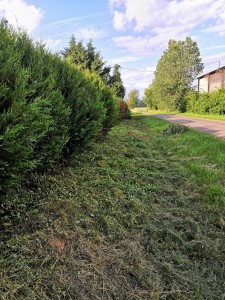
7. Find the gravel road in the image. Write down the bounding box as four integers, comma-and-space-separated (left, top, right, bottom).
150, 114, 225, 140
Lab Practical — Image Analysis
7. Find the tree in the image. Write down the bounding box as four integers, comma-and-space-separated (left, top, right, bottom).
111, 64, 126, 99
152, 37, 204, 112
127, 89, 139, 108
62, 35, 87, 69
62, 37, 111, 85
143, 84, 156, 109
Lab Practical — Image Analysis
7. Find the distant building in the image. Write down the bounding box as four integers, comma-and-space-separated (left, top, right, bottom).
197, 66, 225, 93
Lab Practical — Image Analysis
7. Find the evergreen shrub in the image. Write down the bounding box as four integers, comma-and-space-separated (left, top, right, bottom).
0, 20, 118, 192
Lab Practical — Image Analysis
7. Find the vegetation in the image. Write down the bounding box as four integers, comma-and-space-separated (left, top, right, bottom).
186, 88, 225, 115
62, 36, 111, 85
110, 64, 126, 99
151, 37, 204, 112
117, 98, 131, 120
127, 89, 140, 108
0, 20, 118, 191
143, 84, 157, 109
62, 36, 126, 97
1, 115, 224, 299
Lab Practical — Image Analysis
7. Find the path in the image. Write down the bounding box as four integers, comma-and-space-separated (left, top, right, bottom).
149, 114, 225, 139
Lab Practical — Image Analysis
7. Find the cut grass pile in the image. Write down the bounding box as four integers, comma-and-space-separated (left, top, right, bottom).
0, 116, 225, 299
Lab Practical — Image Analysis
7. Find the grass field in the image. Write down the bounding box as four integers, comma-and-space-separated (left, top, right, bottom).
1, 116, 225, 299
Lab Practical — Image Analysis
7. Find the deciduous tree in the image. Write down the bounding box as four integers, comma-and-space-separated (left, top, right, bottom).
152, 37, 204, 112
127, 89, 139, 108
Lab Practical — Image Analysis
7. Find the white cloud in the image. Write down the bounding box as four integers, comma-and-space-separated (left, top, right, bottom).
111, 0, 225, 54
112, 34, 168, 55
111, 0, 225, 32
201, 23, 225, 36
44, 38, 62, 50
0, 0, 43, 32
74, 27, 106, 39
113, 11, 127, 30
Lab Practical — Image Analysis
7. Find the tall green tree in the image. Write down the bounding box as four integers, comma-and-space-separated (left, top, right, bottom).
152, 37, 204, 112
62, 35, 87, 69
111, 64, 125, 99
143, 84, 156, 109
127, 89, 140, 108
62, 37, 111, 85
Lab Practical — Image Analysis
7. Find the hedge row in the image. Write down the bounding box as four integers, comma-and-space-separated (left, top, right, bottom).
0, 20, 119, 191
186, 89, 225, 115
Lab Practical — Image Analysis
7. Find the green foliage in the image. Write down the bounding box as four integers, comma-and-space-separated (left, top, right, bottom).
186, 89, 225, 115
117, 99, 131, 120
63, 36, 111, 85
0, 20, 117, 191
110, 64, 126, 99
142, 84, 157, 109
127, 89, 140, 109
87, 71, 119, 133
152, 37, 204, 112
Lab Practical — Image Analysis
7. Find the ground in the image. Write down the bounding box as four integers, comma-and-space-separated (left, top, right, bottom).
0, 116, 225, 299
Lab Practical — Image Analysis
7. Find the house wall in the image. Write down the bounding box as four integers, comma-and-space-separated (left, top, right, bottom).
209, 71, 222, 92
199, 76, 208, 92
198, 69, 225, 93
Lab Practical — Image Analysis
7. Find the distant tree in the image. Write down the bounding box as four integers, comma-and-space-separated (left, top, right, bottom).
127, 89, 140, 108
143, 84, 157, 109
62, 37, 111, 85
111, 64, 125, 99
152, 37, 204, 112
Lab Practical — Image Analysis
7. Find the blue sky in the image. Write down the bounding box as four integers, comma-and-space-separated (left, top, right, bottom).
1, 0, 225, 96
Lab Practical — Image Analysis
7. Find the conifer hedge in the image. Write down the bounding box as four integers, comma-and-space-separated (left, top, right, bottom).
0, 20, 119, 191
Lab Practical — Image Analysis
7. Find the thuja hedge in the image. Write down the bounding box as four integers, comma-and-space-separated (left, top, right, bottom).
186, 89, 225, 115
0, 20, 119, 191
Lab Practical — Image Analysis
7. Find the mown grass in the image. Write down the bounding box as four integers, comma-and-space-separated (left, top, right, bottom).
0, 116, 225, 299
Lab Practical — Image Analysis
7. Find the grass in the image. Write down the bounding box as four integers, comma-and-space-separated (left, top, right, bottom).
132, 107, 225, 122
0, 116, 225, 299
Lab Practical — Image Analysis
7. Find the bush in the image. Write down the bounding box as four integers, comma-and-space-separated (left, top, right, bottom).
117, 99, 131, 120
186, 89, 225, 115
84, 71, 119, 134
0, 20, 117, 192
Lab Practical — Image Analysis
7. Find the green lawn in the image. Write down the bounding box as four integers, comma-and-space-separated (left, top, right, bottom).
1, 116, 225, 299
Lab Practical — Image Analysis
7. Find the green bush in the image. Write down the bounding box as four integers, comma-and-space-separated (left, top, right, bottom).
186, 89, 225, 115
86, 72, 119, 134
0, 20, 117, 192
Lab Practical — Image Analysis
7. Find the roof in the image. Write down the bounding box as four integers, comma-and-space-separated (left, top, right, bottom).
197, 66, 225, 79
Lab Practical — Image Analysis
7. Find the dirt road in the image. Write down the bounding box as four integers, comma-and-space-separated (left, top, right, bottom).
150, 114, 225, 139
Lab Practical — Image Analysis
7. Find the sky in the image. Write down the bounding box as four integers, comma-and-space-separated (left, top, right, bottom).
1, 0, 225, 97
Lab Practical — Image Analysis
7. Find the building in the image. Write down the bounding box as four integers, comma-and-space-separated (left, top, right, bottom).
197, 66, 225, 93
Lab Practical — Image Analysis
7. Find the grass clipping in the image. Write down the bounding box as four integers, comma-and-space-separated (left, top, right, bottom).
0, 116, 225, 300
